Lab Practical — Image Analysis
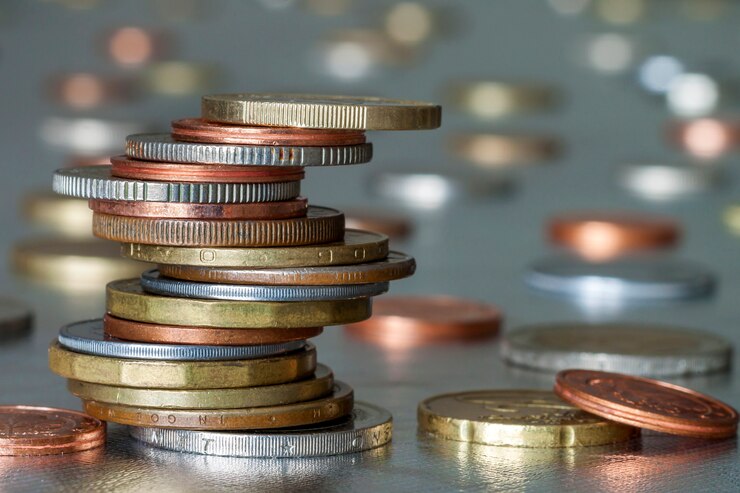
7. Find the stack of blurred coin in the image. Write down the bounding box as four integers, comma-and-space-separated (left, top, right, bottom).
50, 93, 440, 457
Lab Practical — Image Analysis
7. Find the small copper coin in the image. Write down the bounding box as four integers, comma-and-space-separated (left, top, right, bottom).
103, 314, 322, 346
171, 118, 366, 146
345, 296, 502, 347
0, 406, 106, 456
668, 118, 739, 160
554, 369, 739, 439
548, 211, 681, 261
110, 156, 305, 183
89, 198, 308, 220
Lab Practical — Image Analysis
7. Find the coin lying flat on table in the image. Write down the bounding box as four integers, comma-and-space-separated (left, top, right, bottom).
617, 162, 720, 201
555, 370, 739, 439
418, 390, 637, 448
23, 191, 92, 238
0, 298, 33, 340
501, 323, 731, 376
129, 400, 391, 458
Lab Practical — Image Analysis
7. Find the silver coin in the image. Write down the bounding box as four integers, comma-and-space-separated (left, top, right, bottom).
40, 117, 154, 155
126, 134, 373, 166
53, 166, 301, 203
128, 401, 392, 458
525, 254, 715, 302
141, 269, 389, 301
617, 162, 720, 201
57, 319, 305, 361
501, 322, 731, 376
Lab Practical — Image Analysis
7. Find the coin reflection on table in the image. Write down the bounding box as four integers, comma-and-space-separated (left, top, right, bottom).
450, 133, 561, 168
23, 191, 92, 238
617, 161, 721, 201
669, 118, 738, 160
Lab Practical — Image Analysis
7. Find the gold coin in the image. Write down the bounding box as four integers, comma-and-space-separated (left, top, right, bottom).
418, 390, 638, 448
201, 93, 442, 130
49, 342, 316, 389
22, 191, 92, 238
450, 133, 561, 168
120, 229, 389, 268
82, 382, 354, 430
106, 279, 372, 328
67, 364, 334, 409
447, 81, 557, 120
723, 205, 740, 236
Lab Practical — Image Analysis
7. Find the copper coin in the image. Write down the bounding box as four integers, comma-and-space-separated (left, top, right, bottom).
171, 118, 366, 146
668, 118, 739, 160
548, 211, 680, 261
345, 295, 502, 348
0, 406, 106, 456
89, 198, 308, 220
344, 210, 413, 240
109, 156, 305, 183
103, 314, 322, 345
47, 72, 136, 110
554, 369, 738, 439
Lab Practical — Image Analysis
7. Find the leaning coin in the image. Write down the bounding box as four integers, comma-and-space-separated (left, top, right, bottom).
129, 401, 391, 457
0, 298, 33, 341
58, 319, 305, 361
418, 390, 637, 448
501, 322, 731, 376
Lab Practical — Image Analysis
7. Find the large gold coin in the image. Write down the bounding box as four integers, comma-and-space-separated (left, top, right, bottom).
49, 342, 316, 389
106, 279, 372, 328
68, 364, 334, 409
82, 381, 354, 430
418, 390, 638, 448
22, 191, 92, 238
201, 93, 441, 130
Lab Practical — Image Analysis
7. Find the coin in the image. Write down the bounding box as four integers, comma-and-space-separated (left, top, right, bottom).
82, 382, 353, 430
554, 370, 739, 438
54, 166, 301, 204
617, 162, 720, 201
49, 341, 316, 389
345, 296, 502, 347
0, 406, 105, 456
126, 134, 373, 166
201, 93, 441, 130
68, 364, 334, 409
668, 117, 738, 160
501, 323, 731, 376
106, 279, 372, 328
171, 118, 367, 146
450, 133, 561, 168
46, 72, 136, 110
142, 62, 221, 97
58, 319, 305, 361
724, 205, 740, 237
446, 81, 557, 120
92, 206, 344, 247
23, 191, 92, 238
344, 210, 412, 240
103, 315, 323, 346
418, 390, 637, 448
120, 229, 388, 268
158, 251, 415, 285
547, 211, 681, 261
105, 26, 169, 67
0, 298, 33, 340
128, 401, 391, 457
39, 117, 153, 155
89, 197, 308, 220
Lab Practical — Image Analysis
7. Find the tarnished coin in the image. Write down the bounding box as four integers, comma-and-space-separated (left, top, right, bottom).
501, 323, 731, 376
418, 390, 637, 448
129, 401, 391, 457
22, 191, 92, 238
89, 197, 308, 220
0, 298, 33, 340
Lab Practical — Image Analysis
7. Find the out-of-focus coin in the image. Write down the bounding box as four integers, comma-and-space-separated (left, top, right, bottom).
501, 323, 731, 376
418, 390, 637, 448
450, 133, 561, 168
58, 319, 305, 361
142, 61, 222, 97
0, 299, 33, 340
68, 364, 333, 409
103, 26, 169, 67
345, 296, 502, 347
92, 206, 343, 247
129, 400, 391, 457
49, 341, 317, 389
40, 117, 153, 155
121, 229, 388, 268
159, 251, 414, 285
446, 81, 557, 120
201, 93, 442, 130
103, 315, 323, 346
89, 197, 308, 220
82, 382, 353, 430
23, 192, 91, 238
344, 210, 412, 240
0, 406, 105, 456
547, 211, 681, 261
617, 162, 720, 201
555, 369, 738, 438
666, 73, 719, 118
126, 134, 373, 166
107, 279, 371, 328
723, 205, 740, 237
46, 72, 136, 109
668, 118, 739, 160
384, 2, 434, 47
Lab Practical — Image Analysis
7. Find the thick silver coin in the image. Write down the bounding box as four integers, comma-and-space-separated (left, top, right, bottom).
128, 401, 392, 458
57, 319, 305, 360
501, 322, 731, 376
617, 162, 720, 201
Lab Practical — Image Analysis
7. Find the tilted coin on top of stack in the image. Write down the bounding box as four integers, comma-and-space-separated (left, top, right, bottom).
50, 93, 441, 458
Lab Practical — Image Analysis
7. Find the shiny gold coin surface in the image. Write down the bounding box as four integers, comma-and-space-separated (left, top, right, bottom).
106, 279, 372, 328
49, 342, 316, 389
418, 390, 638, 448
22, 192, 92, 238
451, 133, 561, 168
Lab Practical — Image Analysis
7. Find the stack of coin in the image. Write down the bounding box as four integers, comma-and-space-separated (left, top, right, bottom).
49, 93, 441, 458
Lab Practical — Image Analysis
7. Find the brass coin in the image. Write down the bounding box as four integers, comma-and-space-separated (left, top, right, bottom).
82, 381, 354, 430
67, 364, 334, 409
106, 279, 372, 328
22, 192, 92, 238
418, 390, 638, 448
49, 342, 316, 389
120, 229, 388, 268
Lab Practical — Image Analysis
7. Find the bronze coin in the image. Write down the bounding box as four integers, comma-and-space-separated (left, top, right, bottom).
89, 198, 308, 220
